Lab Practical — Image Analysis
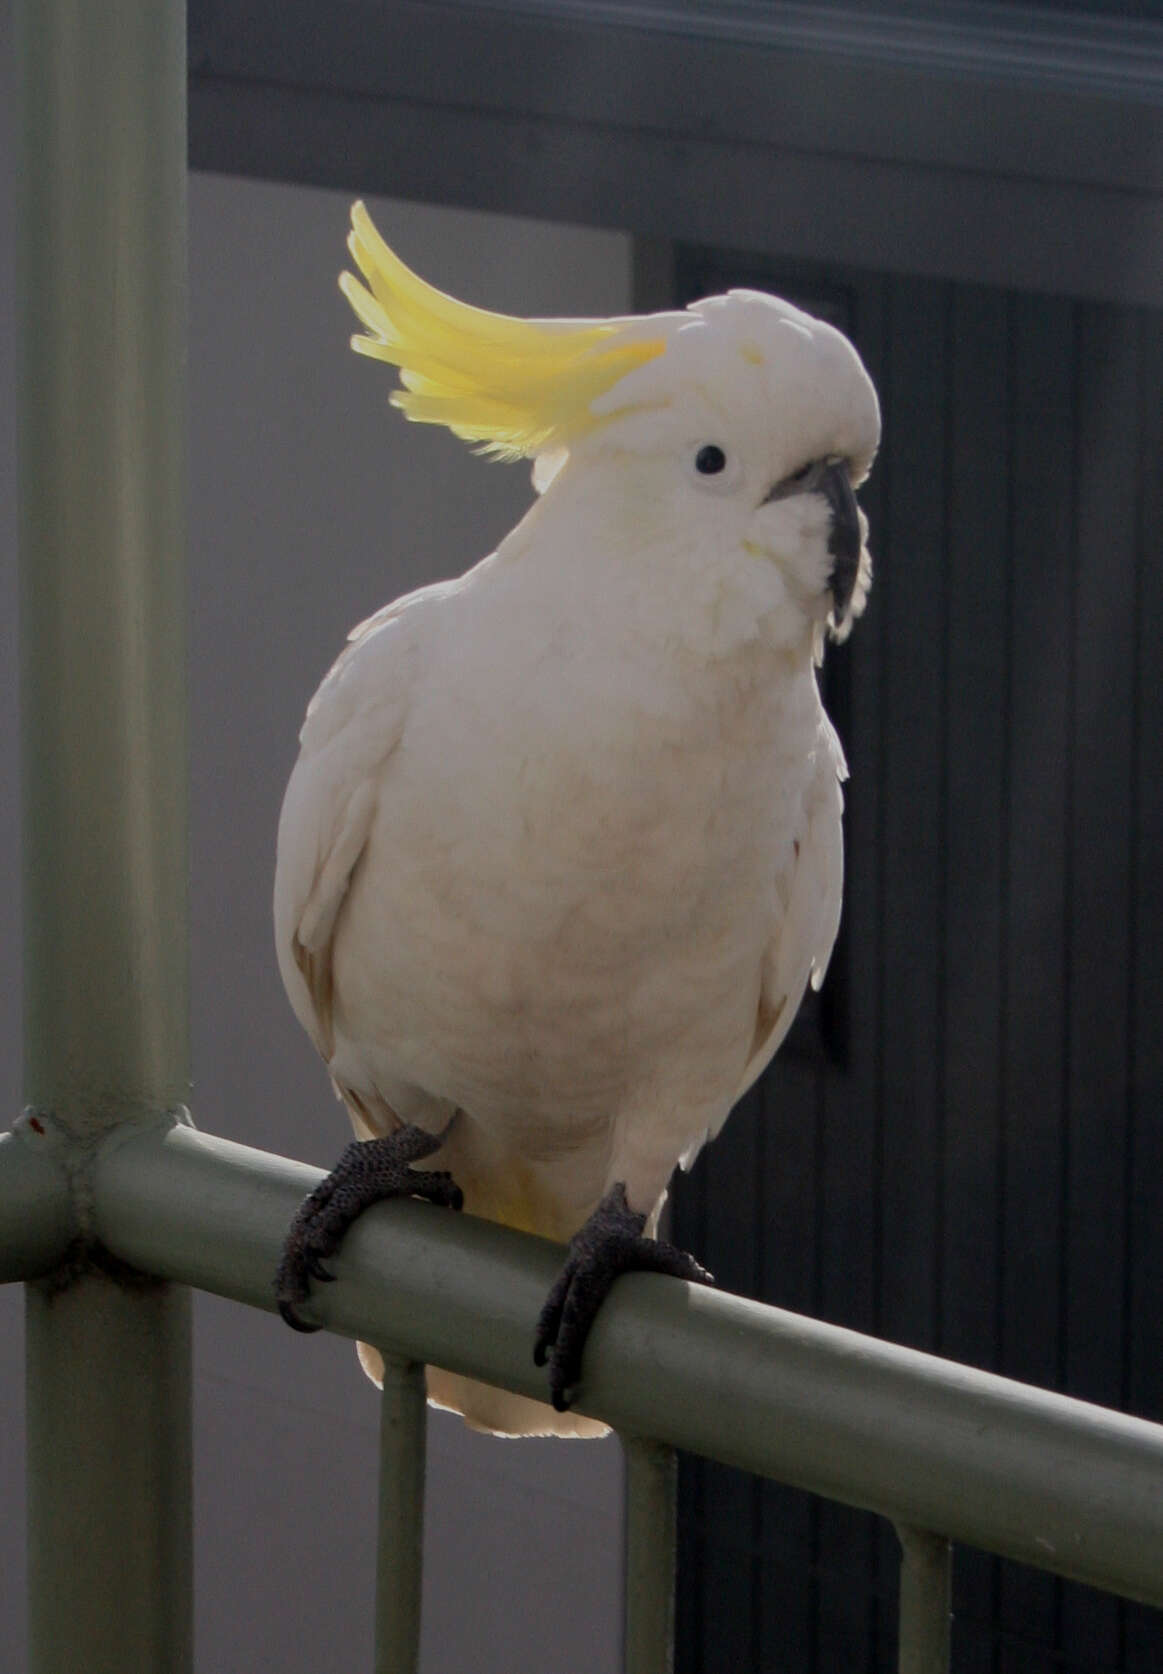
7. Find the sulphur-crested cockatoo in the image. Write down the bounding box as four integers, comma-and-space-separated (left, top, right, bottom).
274, 202, 879, 1436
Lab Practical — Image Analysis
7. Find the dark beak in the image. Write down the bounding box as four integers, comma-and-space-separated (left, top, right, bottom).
818, 461, 862, 624
761, 459, 864, 623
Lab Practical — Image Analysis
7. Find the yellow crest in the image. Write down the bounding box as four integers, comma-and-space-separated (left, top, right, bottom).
340, 203, 666, 460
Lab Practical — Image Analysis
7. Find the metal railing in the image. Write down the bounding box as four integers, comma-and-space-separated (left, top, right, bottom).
6, 4, 1163, 1672
6, 1114, 1163, 1673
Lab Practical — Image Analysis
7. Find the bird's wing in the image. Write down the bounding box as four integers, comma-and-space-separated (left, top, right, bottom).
273, 582, 443, 1062
732, 717, 848, 1108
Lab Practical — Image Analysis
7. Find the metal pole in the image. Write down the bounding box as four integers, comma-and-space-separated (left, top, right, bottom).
15, 1, 192, 1669
896, 1526, 952, 1674
623, 1436, 677, 1674
375, 1357, 428, 1674
25, 1277, 193, 1674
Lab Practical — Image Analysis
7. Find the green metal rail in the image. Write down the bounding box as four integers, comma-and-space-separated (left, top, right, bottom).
14, 1, 191, 1671
6, 1114, 1163, 1671
6, 3, 1163, 1672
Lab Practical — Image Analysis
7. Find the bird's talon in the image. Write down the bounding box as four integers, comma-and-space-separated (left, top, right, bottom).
278, 1299, 321, 1333
533, 1181, 713, 1409
276, 1125, 463, 1338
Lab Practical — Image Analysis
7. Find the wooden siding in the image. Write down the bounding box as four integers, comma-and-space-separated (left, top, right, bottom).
670, 248, 1163, 1674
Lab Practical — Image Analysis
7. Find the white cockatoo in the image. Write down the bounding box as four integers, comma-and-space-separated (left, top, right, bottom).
274, 203, 880, 1437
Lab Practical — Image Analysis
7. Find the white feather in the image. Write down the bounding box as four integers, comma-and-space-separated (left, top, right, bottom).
274, 272, 880, 1434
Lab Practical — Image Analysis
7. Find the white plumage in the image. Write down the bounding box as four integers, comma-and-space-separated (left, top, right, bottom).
274, 206, 880, 1435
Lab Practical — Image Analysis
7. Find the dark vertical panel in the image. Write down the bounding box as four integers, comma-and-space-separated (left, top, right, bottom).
818, 271, 888, 1342
813, 1506, 878, 1674
997, 291, 1077, 1674
1127, 308, 1163, 1425
999, 1628, 1058, 1673
1127, 1606, 1163, 1674
701, 1091, 763, 1305
941, 285, 1009, 1372
876, 277, 949, 1354
758, 1062, 821, 1315
695, 1464, 759, 1674
675, 1452, 705, 1674
816, 272, 889, 1674
1001, 293, 1074, 1389
757, 1482, 815, 1674
1058, 304, 1140, 1670
1064, 303, 1137, 1404
1125, 314, 1163, 1674
673, 246, 1163, 1674
942, 284, 1011, 1674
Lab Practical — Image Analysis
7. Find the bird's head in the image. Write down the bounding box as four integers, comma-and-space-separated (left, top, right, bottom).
341, 204, 880, 645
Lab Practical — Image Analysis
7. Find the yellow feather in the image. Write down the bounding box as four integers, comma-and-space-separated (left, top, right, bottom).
340, 202, 665, 459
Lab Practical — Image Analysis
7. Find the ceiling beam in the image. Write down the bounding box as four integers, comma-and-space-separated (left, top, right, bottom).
189, 0, 1163, 305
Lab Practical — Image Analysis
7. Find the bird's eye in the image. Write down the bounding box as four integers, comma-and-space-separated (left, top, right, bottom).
695, 444, 727, 476
788, 462, 814, 486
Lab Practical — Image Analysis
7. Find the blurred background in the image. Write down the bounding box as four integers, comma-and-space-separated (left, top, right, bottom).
2, 2, 1162, 1670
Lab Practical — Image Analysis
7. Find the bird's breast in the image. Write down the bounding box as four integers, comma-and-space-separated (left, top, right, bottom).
330, 615, 824, 1132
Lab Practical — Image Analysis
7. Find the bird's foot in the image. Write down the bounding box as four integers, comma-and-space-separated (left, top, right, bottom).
533, 1182, 712, 1411
275, 1127, 463, 1331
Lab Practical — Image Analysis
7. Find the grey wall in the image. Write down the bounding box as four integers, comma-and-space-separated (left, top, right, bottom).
0, 46, 633, 1661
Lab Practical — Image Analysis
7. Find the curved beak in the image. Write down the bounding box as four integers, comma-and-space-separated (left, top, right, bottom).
818, 462, 862, 624
761, 460, 865, 625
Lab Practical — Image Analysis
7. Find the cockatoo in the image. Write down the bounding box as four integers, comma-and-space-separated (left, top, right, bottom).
274, 202, 879, 1437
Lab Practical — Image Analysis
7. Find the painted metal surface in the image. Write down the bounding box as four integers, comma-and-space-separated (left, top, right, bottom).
376, 1357, 427, 1674
16, 0, 190, 1134
25, 1276, 193, 1674
896, 1527, 952, 1674
624, 1437, 677, 1674
52, 1119, 1163, 1613
0, 1129, 73, 1280
14, 1, 193, 1668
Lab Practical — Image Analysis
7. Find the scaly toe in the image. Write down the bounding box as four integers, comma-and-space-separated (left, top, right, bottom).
275, 1124, 464, 1335
534, 1181, 714, 1410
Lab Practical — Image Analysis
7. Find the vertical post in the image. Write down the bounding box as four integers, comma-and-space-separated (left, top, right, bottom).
623, 1436, 678, 1674
375, 1357, 428, 1674
896, 1525, 952, 1674
15, 1, 192, 1670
